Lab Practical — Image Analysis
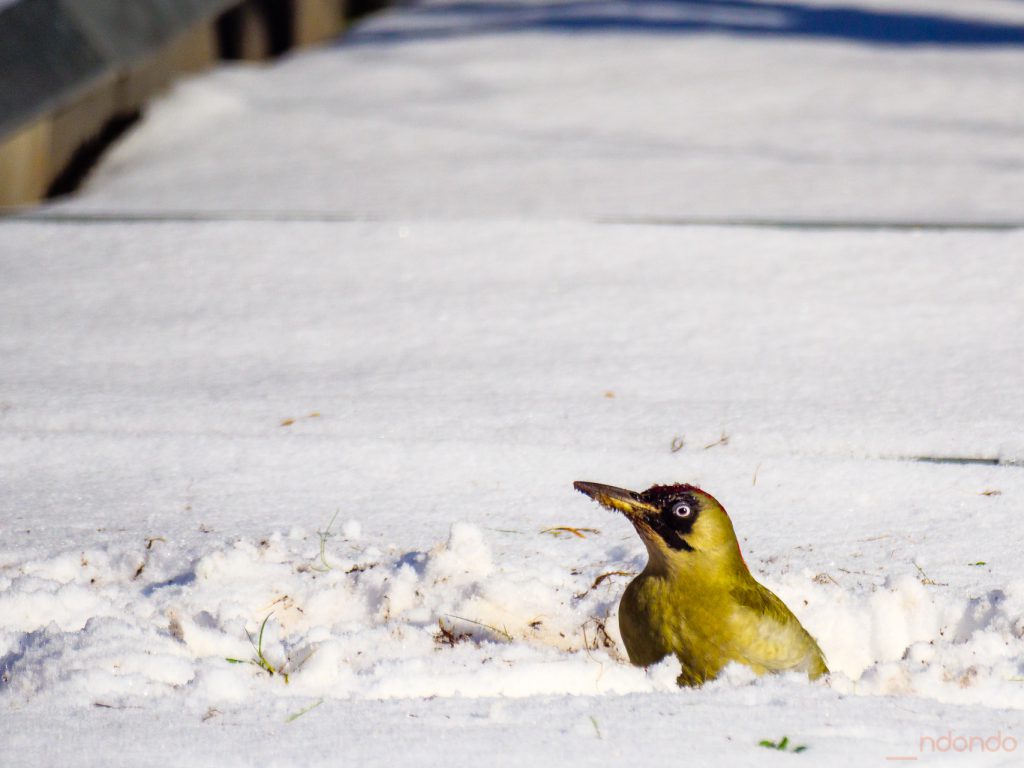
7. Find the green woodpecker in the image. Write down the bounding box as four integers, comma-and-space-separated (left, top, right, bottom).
574, 481, 827, 686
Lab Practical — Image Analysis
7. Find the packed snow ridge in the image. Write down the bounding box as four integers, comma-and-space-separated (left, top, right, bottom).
2, 522, 1021, 708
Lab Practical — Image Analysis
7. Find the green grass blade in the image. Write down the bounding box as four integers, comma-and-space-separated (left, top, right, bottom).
285, 699, 324, 723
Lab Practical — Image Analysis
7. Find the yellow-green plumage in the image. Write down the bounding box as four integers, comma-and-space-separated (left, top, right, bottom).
574, 481, 827, 687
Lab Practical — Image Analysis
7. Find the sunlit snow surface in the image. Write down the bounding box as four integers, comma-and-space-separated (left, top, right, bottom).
2, 222, 1022, 764
59, 0, 1024, 223
5, 0, 1024, 764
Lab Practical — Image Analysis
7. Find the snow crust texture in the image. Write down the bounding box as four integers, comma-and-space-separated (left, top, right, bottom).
1, 222, 1022, 730
3, 519, 1023, 711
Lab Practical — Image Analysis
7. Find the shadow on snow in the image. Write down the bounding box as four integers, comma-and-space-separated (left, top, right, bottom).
344, 0, 1024, 48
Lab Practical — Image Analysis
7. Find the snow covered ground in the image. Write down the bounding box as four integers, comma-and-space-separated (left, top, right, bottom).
3, 1, 1024, 766
49, 0, 1024, 223
2, 222, 1022, 764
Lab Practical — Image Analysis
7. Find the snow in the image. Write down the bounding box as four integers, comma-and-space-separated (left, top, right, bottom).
4, 511, 1023, 703
51, 0, 1024, 223
2, 220, 1023, 763
4, 0, 1024, 765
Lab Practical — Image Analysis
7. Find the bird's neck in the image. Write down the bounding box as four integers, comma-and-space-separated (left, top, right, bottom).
641, 538, 752, 590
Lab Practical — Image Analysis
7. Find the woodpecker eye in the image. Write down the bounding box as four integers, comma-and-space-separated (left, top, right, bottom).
672, 501, 693, 518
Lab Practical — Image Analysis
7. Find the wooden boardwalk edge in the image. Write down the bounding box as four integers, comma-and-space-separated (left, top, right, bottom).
0, 0, 354, 208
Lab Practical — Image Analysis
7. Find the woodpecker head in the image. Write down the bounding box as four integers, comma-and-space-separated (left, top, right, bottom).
574, 481, 747, 576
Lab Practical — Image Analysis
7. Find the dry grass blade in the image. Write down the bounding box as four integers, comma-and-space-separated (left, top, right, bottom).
591, 570, 634, 589
914, 562, 948, 587
541, 526, 600, 539
280, 411, 322, 427
443, 614, 513, 642
574, 570, 636, 599
703, 431, 730, 450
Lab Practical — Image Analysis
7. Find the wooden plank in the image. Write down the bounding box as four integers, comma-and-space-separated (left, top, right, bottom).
293, 0, 346, 46
0, 118, 51, 207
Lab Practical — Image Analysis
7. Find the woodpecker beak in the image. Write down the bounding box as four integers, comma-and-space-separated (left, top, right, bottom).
573, 481, 658, 521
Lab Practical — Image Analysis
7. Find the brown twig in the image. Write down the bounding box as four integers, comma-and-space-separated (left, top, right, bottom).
541, 526, 600, 539
573, 570, 635, 599
703, 432, 730, 450
434, 618, 472, 647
